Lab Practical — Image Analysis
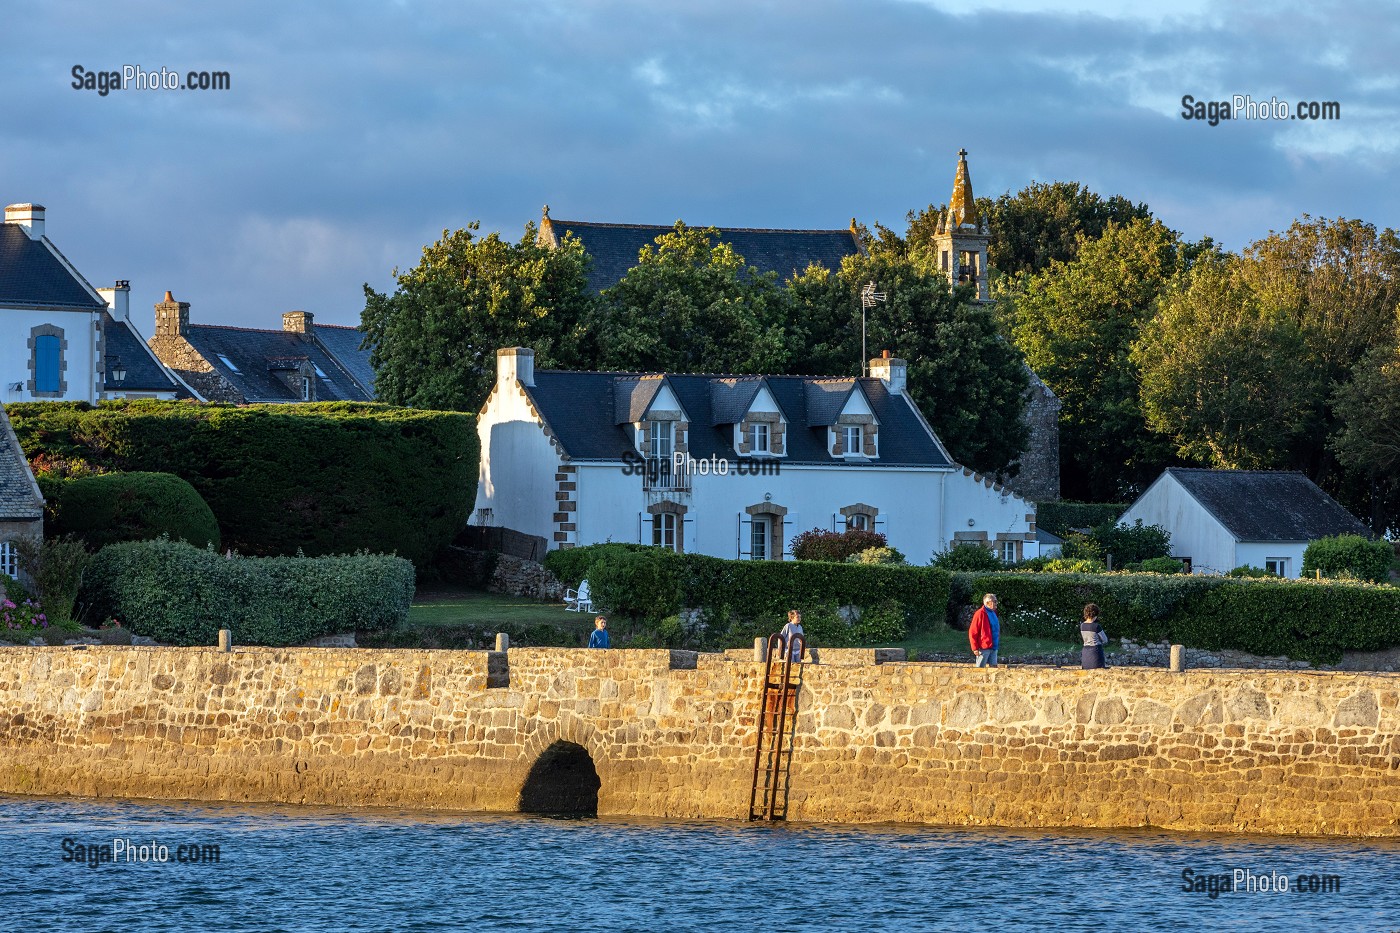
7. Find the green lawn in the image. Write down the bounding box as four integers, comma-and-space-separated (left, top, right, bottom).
409, 591, 589, 628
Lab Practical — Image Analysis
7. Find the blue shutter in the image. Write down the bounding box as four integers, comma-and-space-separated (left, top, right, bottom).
35, 335, 60, 393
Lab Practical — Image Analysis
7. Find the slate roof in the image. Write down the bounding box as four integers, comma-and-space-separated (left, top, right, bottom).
522, 370, 952, 468
1165, 468, 1372, 542
0, 224, 106, 311
804, 380, 857, 427
313, 324, 376, 395
0, 405, 43, 521
102, 312, 180, 393
181, 324, 375, 403
708, 378, 764, 425
547, 219, 864, 294
613, 376, 665, 424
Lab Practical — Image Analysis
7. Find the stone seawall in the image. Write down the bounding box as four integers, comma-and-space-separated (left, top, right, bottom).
1, 646, 1397, 836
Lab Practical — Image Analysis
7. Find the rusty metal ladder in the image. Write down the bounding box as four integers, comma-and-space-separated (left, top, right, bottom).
749, 632, 805, 821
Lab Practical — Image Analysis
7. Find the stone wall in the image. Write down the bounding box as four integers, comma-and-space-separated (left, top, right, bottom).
1005, 371, 1060, 503
1, 646, 1397, 836
489, 554, 564, 600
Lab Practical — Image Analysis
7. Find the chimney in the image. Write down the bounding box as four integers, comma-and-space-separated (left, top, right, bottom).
497, 347, 535, 387
5, 203, 45, 239
282, 310, 314, 338
97, 280, 131, 322
869, 350, 907, 395
154, 290, 190, 338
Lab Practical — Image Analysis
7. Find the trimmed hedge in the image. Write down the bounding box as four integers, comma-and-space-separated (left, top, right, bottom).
953, 570, 1400, 665
1302, 535, 1394, 583
545, 544, 950, 645
9, 401, 476, 566
83, 538, 413, 646
52, 472, 220, 549
1036, 501, 1127, 537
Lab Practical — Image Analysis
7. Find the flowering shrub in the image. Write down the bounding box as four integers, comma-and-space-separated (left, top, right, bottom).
790, 528, 889, 562
2, 597, 48, 635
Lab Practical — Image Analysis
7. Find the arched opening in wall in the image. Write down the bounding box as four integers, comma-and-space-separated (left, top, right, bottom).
519, 741, 600, 816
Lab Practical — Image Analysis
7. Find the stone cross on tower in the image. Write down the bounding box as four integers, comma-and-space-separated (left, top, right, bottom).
933, 149, 991, 302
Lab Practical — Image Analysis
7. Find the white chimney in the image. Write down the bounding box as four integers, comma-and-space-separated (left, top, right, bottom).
5, 203, 46, 239
869, 350, 907, 395
97, 280, 131, 322
497, 347, 535, 387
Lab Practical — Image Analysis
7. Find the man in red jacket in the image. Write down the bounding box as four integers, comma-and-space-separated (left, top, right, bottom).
968, 592, 1000, 667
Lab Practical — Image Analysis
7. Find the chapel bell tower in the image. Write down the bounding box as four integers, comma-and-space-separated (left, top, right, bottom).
932, 149, 991, 302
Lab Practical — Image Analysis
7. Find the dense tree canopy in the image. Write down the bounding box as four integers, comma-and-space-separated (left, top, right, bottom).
361, 222, 593, 411
1002, 217, 1186, 499
589, 224, 788, 374
787, 252, 1029, 474
1134, 254, 1314, 470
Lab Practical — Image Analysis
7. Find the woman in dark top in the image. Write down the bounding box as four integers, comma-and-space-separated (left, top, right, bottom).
1080, 603, 1107, 669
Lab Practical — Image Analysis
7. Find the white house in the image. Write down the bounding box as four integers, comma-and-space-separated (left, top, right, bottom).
472, 347, 1036, 563
1120, 468, 1373, 577
2, 202, 182, 403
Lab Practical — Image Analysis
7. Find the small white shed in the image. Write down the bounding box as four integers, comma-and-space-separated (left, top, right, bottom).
1120, 468, 1372, 577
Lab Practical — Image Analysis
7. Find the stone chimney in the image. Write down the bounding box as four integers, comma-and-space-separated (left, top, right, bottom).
282, 310, 314, 338
497, 347, 535, 388
97, 280, 131, 322
5, 203, 45, 239
869, 350, 907, 396
154, 290, 190, 337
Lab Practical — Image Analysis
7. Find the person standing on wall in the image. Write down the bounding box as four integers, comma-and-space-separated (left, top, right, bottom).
588, 616, 610, 649
1080, 604, 1108, 669
968, 593, 1000, 667
779, 609, 816, 663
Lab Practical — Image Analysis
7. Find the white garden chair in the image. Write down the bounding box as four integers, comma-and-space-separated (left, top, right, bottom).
564, 579, 594, 613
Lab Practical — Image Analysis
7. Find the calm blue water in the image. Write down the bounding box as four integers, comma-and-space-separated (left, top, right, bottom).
2, 795, 1397, 932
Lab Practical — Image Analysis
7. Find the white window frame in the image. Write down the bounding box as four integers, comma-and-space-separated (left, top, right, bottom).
999, 540, 1019, 564
0, 540, 18, 580
747, 422, 770, 455
649, 420, 674, 460
751, 517, 770, 561
847, 513, 870, 531
841, 425, 863, 456
652, 513, 678, 552
1265, 557, 1290, 577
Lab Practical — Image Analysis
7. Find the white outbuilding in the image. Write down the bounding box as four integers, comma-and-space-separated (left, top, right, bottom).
1119, 468, 1372, 577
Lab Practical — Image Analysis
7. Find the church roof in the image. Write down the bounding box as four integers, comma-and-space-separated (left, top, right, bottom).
948, 148, 979, 229
539, 214, 864, 293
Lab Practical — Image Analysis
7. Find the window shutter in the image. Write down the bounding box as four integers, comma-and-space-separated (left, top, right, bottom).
682, 515, 695, 554
637, 512, 645, 545
780, 513, 795, 559
737, 513, 752, 559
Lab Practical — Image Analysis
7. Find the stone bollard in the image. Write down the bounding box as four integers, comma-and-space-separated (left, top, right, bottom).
1170, 644, 1185, 672
754, 637, 768, 662
218, 629, 232, 652
495, 632, 510, 652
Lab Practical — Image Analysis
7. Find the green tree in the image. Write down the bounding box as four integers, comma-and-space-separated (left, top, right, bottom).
1134, 254, 1315, 469
361, 221, 594, 411
786, 251, 1030, 474
1332, 341, 1400, 534
892, 181, 1154, 280
1003, 217, 1185, 499
590, 223, 789, 373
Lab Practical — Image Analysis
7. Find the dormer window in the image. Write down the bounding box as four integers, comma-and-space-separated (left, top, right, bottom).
649, 420, 674, 459
747, 422, 770, 454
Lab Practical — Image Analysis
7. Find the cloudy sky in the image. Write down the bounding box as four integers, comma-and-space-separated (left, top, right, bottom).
5, 0, 1396, 329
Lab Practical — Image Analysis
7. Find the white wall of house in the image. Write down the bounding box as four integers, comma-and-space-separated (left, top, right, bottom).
1234, 542, 1307, 579
473, 373, 564, 543
1, 306, 102, 404
567, 460, 1033, 564
1120, 474, 1236, 575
